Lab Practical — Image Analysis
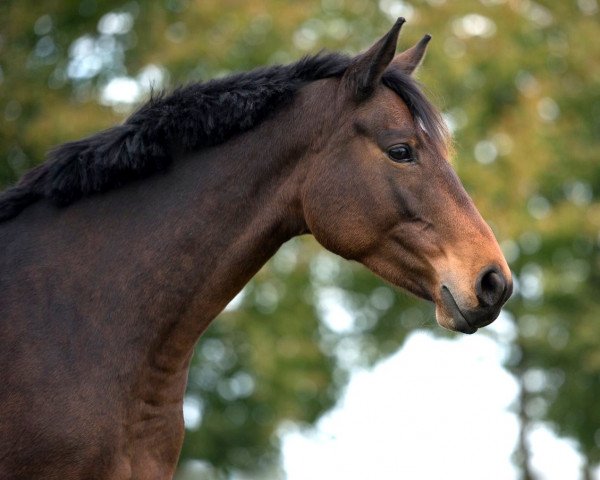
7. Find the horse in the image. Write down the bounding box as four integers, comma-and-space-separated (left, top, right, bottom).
0, 18, 512, 479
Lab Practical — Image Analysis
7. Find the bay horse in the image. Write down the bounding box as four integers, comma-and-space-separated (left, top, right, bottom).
0, 19, 512, 479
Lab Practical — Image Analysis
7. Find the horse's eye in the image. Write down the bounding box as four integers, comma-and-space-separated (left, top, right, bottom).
387, 145, 414, 163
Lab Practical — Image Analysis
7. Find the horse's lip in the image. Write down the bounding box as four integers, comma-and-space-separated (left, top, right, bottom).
440, 286, 477, 335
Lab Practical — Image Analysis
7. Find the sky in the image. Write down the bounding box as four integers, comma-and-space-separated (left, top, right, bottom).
280, 322, 589, 480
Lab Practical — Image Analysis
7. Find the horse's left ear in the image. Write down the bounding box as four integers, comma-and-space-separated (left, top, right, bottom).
391, 34, 431, 75
343, 18, 405, 100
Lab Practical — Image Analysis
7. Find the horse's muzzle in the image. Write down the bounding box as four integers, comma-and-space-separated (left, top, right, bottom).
440, 266, 512, 334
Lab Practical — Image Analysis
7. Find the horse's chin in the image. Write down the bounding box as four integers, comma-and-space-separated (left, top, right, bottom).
434, 287, 478, 334
435, 305, 477, 334
397, 280, 479, 334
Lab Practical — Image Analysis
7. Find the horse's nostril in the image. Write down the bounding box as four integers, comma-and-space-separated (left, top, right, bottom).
476, 267, 507, 307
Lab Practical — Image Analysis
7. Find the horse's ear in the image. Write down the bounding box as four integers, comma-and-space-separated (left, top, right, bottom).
390, 34, 431, 75
343, 18, 405, 100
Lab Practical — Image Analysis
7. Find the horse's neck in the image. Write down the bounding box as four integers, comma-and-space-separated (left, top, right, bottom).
0, 123, 309, 474
0, 79, 335, 473
115, 115, 331, 453
127, 129, 308, 371
2, 79, 332, 408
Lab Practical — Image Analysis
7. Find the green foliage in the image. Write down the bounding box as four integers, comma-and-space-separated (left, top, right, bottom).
2, 0, 600, 477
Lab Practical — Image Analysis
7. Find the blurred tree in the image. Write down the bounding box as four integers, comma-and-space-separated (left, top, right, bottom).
1, 0, 600, 478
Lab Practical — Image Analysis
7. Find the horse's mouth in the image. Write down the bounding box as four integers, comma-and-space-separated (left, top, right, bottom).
439, 286, 477, 334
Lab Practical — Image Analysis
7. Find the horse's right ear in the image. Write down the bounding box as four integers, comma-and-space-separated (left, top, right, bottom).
343, 18, 405, 101
390, 34, 431, 75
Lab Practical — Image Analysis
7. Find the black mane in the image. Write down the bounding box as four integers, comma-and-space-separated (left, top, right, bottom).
0, 52, 447, 222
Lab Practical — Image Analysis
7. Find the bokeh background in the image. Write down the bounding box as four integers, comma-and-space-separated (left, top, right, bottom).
1, 0, 599, 478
